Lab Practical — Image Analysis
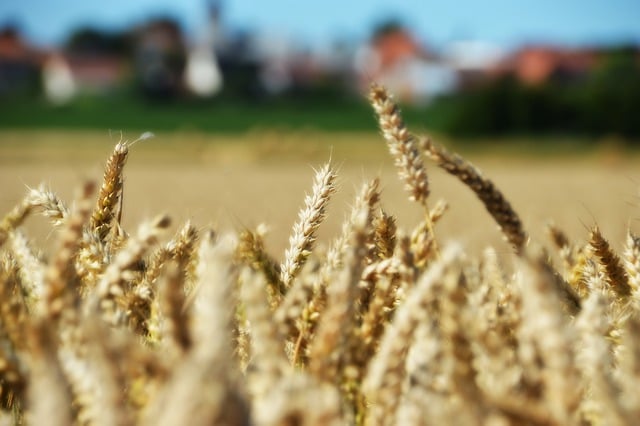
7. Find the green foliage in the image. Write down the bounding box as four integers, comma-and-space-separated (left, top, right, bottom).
433, 47, 640, 139
65, 27, 134, 56
0, 95, 378, 132
580, 47, 640, 136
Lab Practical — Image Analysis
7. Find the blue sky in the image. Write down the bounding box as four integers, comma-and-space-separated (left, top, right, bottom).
2, 0, 640, 49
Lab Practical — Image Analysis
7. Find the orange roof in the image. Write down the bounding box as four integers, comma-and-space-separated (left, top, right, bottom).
0, 29, 46, 64
494, 46, 598, 85
65, 55, 128, 87
372, 30, 427, 70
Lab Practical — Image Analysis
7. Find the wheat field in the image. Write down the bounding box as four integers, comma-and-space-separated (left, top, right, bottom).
0, 85, 639, 425
1, 132, 636, 259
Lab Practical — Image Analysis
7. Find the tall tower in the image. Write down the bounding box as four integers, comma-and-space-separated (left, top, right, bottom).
183, 0, 224, 97
206, 0, 222, 49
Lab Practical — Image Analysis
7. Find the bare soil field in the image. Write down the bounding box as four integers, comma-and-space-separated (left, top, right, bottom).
1, 130, 638, 259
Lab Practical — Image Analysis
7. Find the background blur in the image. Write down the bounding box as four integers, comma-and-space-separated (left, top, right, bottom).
1, 0, 639, 140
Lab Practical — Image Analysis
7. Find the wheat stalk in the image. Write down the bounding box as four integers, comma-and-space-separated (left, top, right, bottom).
91, 141, 128, 242
420, 136, 527, 252
0, 86, 639, 426
589, 226, 632, 298
280, 162, 337, 291
369, 84, 429, 204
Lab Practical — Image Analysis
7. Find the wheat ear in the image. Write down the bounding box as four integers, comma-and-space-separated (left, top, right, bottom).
369, 84, 442, 260
364, 244, 461, 425
144, 232, 249, 426
420, 137, 527, 252
44, 181, 95, 323
0, 256, 28, 351
167, 221, 199, 289
623, 231, 640, 311
369, 83, 429, 204
26, 321, 73, 426
158, 261, 192, 353
308, 205, 369, 383
9, 231, 46, 306
80, 318, 135, 426
241, 267, 289, 398
618, 316, 640, 415
90, 214, 171, 326
91, 141, 128, 242
517, 250, 581, 423
238, 225, 283, 306
0, 197, 32, 248
0, 262, 26, 409
576, 291, 630, 426
280, 162, 337, 291
373, 209, 397, 261
411, 199, 449, 268
26, 184, 69, 227
0, 353, 23, 412
588, 226, 632, 297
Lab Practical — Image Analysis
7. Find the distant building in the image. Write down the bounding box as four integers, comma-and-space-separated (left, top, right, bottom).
0, 26, 45, 97
184, 0, 223, 97
42, 54, 76, 104
492, 46, 598, 85
133, 18, 186, 98
355, 27, 457, 104
68, 55, 127, 91
184, 45, 223, 97
444, 40, 505, 89
0, 25, 133, 103
40, 51, 130, 104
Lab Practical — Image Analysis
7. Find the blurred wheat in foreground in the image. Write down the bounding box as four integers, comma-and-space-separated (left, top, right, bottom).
1, 84, 639, 426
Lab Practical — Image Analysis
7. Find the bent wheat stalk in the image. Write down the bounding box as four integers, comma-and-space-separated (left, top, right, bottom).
420, 137, 527, 252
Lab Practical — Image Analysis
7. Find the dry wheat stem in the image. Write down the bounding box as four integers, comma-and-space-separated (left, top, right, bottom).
365, 244, 461, 425
168, 221, 199, 289
309, 206, 369, 384
90, 214, 171, 325
517, 250, 581, 423
8, 231, 45, 307
26, 320, 73, 426
623, 231, 640, 310
618, 317, 640, 415
158, 261, 191, 353
238, 226, 284, 305
577, 290, 630, 426
44, 181, 95, 323
0, 197, 33, 248
241, 267, 290, 398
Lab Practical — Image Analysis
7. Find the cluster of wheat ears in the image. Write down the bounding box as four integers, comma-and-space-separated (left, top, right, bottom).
0, 84, 639, 426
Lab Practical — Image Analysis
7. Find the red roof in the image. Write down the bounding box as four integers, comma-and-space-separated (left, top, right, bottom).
493, 46, 598, 85
65, 55, 128, 89
0, 28, 46, 64
372, 30, 428, 71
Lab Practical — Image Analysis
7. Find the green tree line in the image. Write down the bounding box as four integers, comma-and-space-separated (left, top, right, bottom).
432, 47, 640, 139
